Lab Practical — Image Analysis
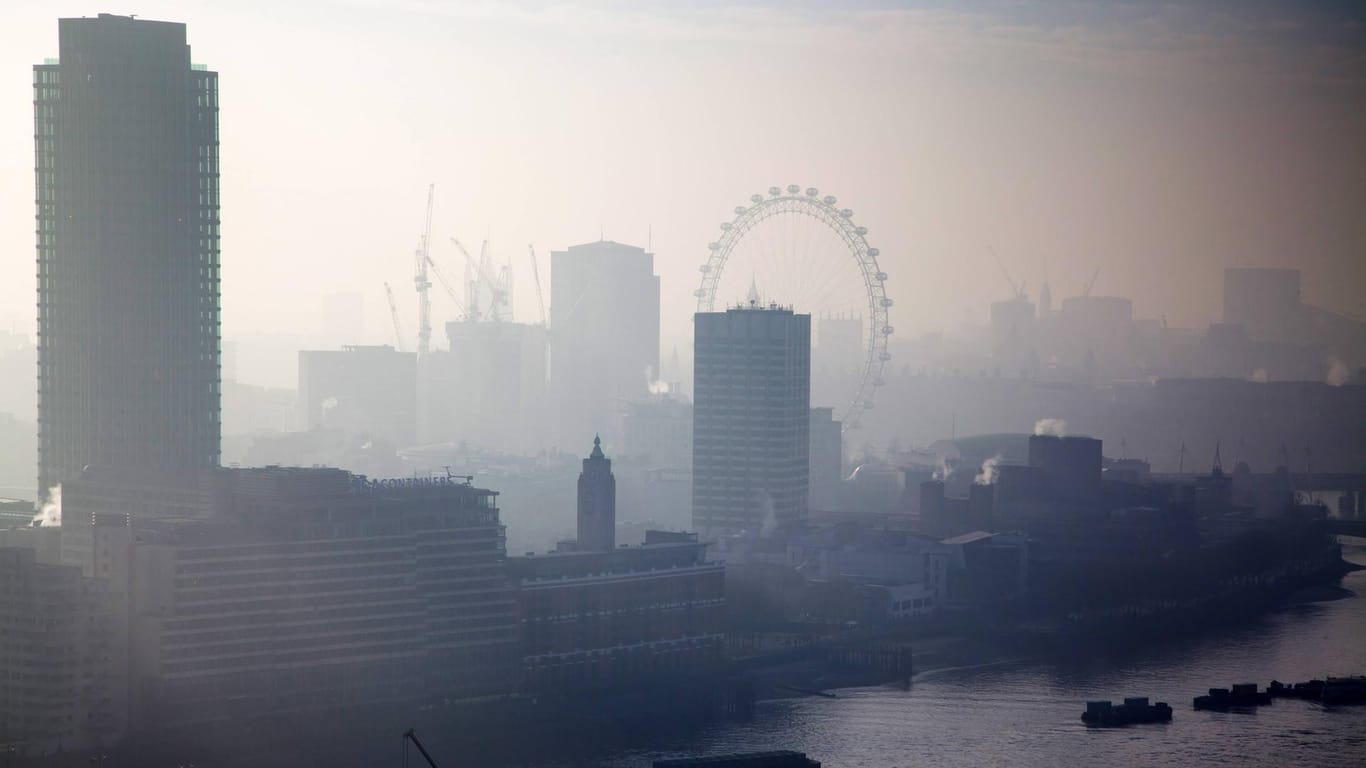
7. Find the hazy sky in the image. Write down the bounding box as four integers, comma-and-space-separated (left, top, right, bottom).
2, 1, 1363, 366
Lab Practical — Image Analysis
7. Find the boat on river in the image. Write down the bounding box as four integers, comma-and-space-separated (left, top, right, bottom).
1268, 675, 1366, 705
1321, 676, 1366, 705
1193, 683, 1272, 710
1082, 697, 1173, 726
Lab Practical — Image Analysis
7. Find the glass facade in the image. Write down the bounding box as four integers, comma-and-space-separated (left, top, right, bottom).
35, 16, 221, 496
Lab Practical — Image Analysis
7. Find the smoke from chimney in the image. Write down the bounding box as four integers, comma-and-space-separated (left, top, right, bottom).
1033, 418, 1068, 437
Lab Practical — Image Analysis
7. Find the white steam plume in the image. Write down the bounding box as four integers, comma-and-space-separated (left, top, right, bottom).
757, 490, 777, 538
933, 457, 954, 481
1326, 357, 1349, 387
645, 366, 671, 396
974, 454, 1003, 486
1033, 418, 1068, 437
33, 486, 61, 527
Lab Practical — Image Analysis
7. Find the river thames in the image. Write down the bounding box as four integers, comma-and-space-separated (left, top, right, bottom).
511, 538, 1366, 768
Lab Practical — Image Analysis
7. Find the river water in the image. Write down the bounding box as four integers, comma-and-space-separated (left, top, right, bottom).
513, 539, 1366, 768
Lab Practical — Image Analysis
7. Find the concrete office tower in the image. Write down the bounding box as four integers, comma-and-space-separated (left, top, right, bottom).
808, 407, 843, 512
419, 319, 548, 451
35, 15, 221, 496
693, 305, 811, 539
577, 434, 616, 551
298, 345, 417, 447
550, 241, 660, 445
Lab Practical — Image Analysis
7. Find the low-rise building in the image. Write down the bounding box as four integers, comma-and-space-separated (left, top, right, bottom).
52, 465, 519, 735
510, 438, 724, 693
0, 546, 124, 756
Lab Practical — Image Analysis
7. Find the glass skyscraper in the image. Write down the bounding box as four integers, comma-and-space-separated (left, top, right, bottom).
35, 15, 220, 496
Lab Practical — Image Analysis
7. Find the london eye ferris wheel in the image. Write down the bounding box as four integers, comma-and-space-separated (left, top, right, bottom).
694, 185, 893, 431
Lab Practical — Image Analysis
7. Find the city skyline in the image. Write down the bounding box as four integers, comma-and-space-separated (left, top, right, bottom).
1, 1, 1363, 373
2, 5, 1366, 766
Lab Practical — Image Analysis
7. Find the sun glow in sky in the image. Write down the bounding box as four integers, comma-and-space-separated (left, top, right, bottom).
1, 1, 1362, 385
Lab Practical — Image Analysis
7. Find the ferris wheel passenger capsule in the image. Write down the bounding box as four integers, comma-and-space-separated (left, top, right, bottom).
823, 196, 837, 205
882, 325, 895, 335
867, 248, 879, 257
720, 222, 732, 230
881, 298, 894, 307
769, 186, 782, 196
734, 206, 747, 215
855, 226, 868, 235
699, 264, 711, 273
879, 352, 892, 361
875, 272, 888, 281
708, 242, 720, 251
751, 194, 764, 203
786, 184, 800, 194
805, 187, 819, 197
841, 209, 853, 218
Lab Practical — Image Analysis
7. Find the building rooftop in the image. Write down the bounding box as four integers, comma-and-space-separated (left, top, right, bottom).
942, 530, 997, 545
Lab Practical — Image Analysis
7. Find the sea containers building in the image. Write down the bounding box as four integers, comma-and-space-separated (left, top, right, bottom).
35, 15, 221, 496
0, 547, 125, 755
58, 466, 518, 733
692, 305, 811, 539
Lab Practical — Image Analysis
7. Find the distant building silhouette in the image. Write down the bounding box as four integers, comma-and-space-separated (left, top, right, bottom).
298, 345, 416, 447
35, 15, 220, 496
549, 240, 660, 445
577, 434, 616, 551
419, 319, 548, 452
808, 407, 842, 512
693, 305, 811, 539
1223, 268, 1302, 340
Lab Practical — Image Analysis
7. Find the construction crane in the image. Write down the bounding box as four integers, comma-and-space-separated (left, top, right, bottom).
424, 255, 470, 321
527, 244, 547, 326
450, 237, 510, 322
987, 244, 1026, 300
413, 184, 435, 356
402, 728, 440, 768
1082, 266, 1101, 297
383, 282, 406, 352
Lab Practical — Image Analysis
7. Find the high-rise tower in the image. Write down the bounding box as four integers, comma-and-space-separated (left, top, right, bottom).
549, 240, 660, 446
692, 305, 811, 539
576, 434, 616, 551
35, 15, 221, 495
